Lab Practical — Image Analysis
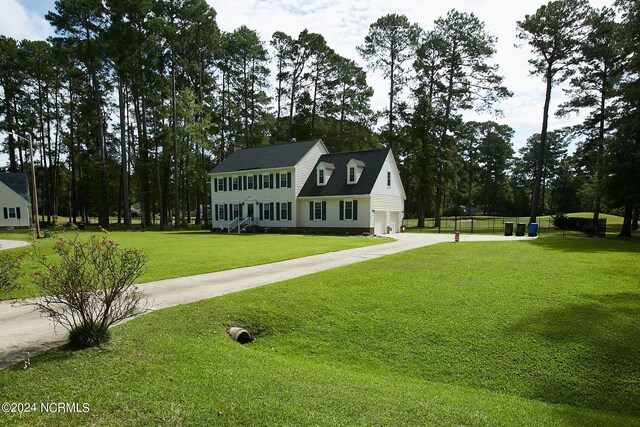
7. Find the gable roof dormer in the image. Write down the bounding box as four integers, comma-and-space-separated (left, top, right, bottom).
316, 161, 335, 186
347, 159, 366, 184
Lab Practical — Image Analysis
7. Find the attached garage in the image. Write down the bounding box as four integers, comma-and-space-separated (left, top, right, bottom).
374, 211, 387, 235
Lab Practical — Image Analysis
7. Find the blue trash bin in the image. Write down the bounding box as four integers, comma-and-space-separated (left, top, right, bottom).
528, 223, 538, 237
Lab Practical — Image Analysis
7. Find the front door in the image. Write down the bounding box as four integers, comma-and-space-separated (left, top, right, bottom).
247, 203, 254, 220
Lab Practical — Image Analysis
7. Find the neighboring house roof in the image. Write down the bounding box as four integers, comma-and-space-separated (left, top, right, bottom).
298, 147, 391, 197
210, 139, 322, 174
0, 173, 30, 202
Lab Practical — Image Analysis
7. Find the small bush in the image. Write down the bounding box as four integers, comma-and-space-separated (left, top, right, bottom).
68, 322, 111, 349
29, 233, 148, 347
0, 252, 21, 293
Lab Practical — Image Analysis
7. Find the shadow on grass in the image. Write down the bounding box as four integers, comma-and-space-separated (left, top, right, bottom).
508, 292, 640, 416
527, 234, 640, 254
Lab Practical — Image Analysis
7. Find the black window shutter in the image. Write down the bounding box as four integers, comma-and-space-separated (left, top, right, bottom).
214, 178, 218, 192
339, 201, 344, 220
259, 203, 263, 220
270, 202, 274, 219
215, 204, 219, 221
276, 173, 280, 188
16, 207, 21, 219
243, 175, 247, 189
276, 202, 281, 220
321, 201, 326, 220
309, 202, 314, 221
3, 207, 7, 219
254, 175, 258, 189
288, 202, 292, 221
287, 172, 292, 188
270, 174, 274, 189
224, 204, 228, 221
259, 176, 263, 189
353, 200, 358, 220
227, 177, 231, 191
238, 176, 242, 191
223, 178, 227, 191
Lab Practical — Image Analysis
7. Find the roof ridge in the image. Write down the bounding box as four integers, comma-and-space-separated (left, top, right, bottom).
319, 146, 389, 156
231, 139, 321, 152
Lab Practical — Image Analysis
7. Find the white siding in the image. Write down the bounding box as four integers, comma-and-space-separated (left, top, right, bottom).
370, 194, 404, 233
210, 168, 297, 229
366, 150, 405, 234
371, 150, 406, 198
295, 141, 328, 195
0, 182, 30, 228
297, 197, 371, 229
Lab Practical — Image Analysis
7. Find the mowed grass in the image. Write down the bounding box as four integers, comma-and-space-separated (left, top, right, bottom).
1, 235, 639, 425
0, 230, 390, 300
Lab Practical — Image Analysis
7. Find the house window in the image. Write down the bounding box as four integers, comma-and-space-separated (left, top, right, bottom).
217, 204, 225, 221
387, 171, 391, 187
348, 167, 355, 183
8, 207, 16, 218
318, 169, 325, 185
233, 204, 240, 219
247, 175, 254, 190
280, 173, 288, 188
314, 202, 322, 220
217, 178, 225, 192
232, 177, 239, 191
344, 201, 353, 220
263, 174, 271, 188
280, 202, 288, 220
263, 203, 271, 220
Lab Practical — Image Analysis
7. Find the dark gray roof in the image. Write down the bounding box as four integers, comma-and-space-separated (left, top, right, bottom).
298, 147, 390, 197
210, 139, 322, 174
0, 173, 30, 201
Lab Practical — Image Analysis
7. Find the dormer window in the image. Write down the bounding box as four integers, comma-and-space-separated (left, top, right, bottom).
316, 161, 334, 186
346, 159, 365, 185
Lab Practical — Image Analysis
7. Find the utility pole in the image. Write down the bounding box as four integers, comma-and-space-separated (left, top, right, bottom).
9, 132, 41, 238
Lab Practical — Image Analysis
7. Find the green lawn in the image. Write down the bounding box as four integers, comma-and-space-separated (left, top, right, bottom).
1, 235, 639, 425
0, 230, 390, 300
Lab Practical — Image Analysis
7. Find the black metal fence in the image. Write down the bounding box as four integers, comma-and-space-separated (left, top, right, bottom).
404, 216, 554, 234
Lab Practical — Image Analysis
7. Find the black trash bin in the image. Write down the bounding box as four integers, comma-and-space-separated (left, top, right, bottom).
504, 222, 514, 236
516, 223, 525, 236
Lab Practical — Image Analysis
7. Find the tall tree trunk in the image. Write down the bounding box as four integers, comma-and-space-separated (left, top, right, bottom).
118, 77, 132, 228
171, 43, 179, 228
592, 69, 608, 224
529, 67, 553, 224
619, 202, 633, 237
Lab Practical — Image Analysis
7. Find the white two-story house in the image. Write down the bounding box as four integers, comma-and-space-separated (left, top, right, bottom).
0, 173, 31, 229
209, 139, 405, 235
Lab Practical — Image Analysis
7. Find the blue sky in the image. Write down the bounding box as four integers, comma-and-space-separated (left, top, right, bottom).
0, 0, 613, 152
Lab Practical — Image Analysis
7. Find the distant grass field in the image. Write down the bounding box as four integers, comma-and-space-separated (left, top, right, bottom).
1, 235, 638, 425
0, 230, 390, 300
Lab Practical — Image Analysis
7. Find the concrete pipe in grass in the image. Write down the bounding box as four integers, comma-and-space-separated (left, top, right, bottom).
226, 327, 252, 344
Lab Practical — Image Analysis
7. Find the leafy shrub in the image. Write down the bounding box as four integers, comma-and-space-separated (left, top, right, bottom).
0, 252, 21, 293
68, 322, 111, 349
552, 213, 569, 229
552, 213, 606, 236
29, 233, 148, 348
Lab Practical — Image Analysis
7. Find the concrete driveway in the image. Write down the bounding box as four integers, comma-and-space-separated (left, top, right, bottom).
0, 233, 529, 368
0, 239, 29, 251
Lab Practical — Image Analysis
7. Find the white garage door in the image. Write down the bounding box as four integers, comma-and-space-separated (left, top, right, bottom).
374, 211, 387, 235
388, 212, 400, 233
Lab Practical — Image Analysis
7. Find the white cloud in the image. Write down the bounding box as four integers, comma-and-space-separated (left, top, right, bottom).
0, 0, 52, 40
